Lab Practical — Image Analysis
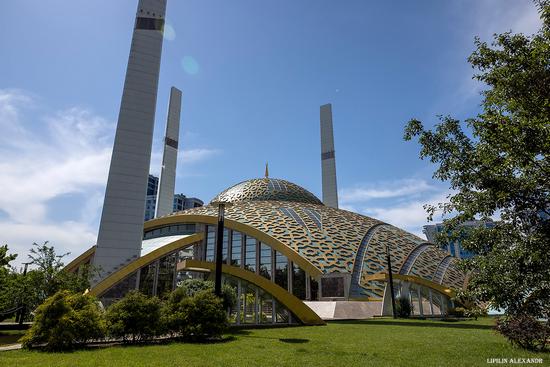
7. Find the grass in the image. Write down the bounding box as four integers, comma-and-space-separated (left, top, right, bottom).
1, 317, 549, 366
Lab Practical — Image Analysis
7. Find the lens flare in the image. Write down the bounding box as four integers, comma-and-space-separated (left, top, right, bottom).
163, 22, 176, 41
181, 56, 199, 75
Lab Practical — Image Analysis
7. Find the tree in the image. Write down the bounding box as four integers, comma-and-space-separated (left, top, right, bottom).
0, 245, 18, 320
105, 290, 164, 342
404, 1, 550, 319
20, 290, 105, 351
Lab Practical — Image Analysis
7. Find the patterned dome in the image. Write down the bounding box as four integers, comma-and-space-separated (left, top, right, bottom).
210, 178, 323, 205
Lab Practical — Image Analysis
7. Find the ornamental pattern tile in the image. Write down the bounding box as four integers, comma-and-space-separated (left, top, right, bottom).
161, 187, 467, 297
211, 178, 323, 205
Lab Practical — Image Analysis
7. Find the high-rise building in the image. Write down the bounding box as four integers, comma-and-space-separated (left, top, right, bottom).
144, 176, 203, 221
147, 174, 159, 196
155, 87, 182, 218
93, 0, 167, 280
320, 104, 339, 209
423, 220, 495, 259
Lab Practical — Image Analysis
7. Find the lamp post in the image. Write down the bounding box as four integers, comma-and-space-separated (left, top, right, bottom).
16, 262, 32, 325
385, 244, 397, 319
212, 201, 229, 297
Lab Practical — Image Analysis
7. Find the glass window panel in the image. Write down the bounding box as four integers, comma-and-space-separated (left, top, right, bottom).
292, 263, 306, 299
275, 301, 289, 323
206, 226, 216, 262
310, 277, 319, 301
139, 262, 157, 296
275, 251, 288, 291
259, 243, 272, 280
321, 277, 345, 298
240, 285, 256, 324
244, 236, 256, 273
259, 290, 273, 324
156, 253, 176, 298
222, 228, 229, 263
231, 231, 242, 267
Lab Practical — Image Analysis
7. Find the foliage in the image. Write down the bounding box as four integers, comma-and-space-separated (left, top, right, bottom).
0, 244, 17, 269
452, 290, 488, 320
105, 290, 164, 342
0, 245, 18, 321
496, 315, 550, 351
163, 287, 227, 341
404, 1, 550, 320
448, 307, 466, 318
395, 296, 413, 318
177, 279, 237, 310
20, 290, 105, 351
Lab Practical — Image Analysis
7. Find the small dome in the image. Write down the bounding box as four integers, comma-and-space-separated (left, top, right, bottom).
211, 178, 323, 205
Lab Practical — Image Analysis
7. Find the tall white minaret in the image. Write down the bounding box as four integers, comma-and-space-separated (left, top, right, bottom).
155, 87, 182, 218
94, 0, 167, 280
320, 103, 339, 208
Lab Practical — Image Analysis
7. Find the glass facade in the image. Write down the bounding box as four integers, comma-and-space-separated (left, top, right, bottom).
231, 231, 242, 266
205, 226, 216, 262
292, 263, 306, 299
244, 236, 256, 273
275, 251, 289, 291
259, 243, 272, 280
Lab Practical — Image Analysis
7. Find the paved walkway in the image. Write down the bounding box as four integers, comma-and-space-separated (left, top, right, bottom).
0, 343, 22, 351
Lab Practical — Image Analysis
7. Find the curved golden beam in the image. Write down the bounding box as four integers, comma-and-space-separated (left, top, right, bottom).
64, 245, 96, 273
363, 272, 457, 298
177, 259, 325, 326
89, 233, 204, 297
145, 214, 323, 278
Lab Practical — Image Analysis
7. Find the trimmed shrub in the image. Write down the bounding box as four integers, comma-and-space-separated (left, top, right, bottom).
20, 290, 105, 351
163, 288, 227, 341
395, 296, 413, 318
106, 290, 163, 342
495, 315, 550, 351
448, 307, 466, 318
177, 279, 236, 309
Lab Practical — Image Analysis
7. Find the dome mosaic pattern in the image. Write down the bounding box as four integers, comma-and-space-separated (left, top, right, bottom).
210, 178, 323, 206
163, 179, 468, 299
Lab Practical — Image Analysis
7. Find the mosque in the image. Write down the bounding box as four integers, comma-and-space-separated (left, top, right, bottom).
66, 0, 468, 325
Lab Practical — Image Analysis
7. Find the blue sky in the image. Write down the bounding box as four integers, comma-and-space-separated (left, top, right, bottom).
0, 0, 542, 266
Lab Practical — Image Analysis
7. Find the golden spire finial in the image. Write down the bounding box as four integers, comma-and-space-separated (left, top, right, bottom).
265, 162, 269, 178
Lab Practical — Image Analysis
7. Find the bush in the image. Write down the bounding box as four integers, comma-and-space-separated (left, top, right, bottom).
448, 307, 466, 318
495, 315, 550, 351
177, 279, 236, 310
395, 296, 413, 318
20, 290, 105, 351
163, 288, 227, 341
105, 290, 163, 342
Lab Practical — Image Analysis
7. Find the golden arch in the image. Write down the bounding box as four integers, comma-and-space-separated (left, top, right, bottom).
177, 259, 325, 326
145, 214, 323, 278
89, 233, 204, 297
363, 272, 457, 298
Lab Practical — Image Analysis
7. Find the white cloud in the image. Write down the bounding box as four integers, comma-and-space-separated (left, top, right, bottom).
340, 177, 453, 239
339, 179, 435, 203
180, 148, 220, 165
0, 89, 112, 266
362, 191, 451, 239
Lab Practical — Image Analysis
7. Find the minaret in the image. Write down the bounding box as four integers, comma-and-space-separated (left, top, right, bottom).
94, 0, 167, 280
320, 103, 339, 208
155, 87, 182, 218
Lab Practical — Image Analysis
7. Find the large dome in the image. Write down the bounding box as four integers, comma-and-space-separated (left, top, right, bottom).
210, 178, 323, 205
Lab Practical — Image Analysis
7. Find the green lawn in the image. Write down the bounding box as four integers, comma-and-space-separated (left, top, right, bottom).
1, 318, 549, 367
